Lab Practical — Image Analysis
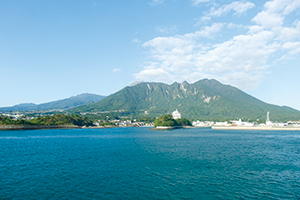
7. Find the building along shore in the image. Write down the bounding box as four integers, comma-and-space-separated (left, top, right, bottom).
211, 125, 300, 131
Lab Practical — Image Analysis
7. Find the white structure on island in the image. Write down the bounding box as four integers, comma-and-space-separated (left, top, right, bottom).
172, 109, 181, 119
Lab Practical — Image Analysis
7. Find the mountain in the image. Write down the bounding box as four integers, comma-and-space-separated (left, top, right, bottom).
69, 79, 300, 121
0, 93, 106, 112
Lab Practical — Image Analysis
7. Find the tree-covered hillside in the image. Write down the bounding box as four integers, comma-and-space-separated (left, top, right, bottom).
69, 79, 300, 121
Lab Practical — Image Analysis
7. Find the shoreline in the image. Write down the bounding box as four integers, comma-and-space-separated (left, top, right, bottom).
2, 125, 300, 131
0, 125, 150, 131
150, 126, 194, 130
212, 126, 300, 131
0, 125, 80, 131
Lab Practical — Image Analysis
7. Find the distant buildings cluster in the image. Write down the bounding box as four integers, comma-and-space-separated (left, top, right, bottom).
93, 119, 153, 127
193, 112, 300, 128
1, 113, 25, 120
2, 109, 300, 128
0, 113, 36, 120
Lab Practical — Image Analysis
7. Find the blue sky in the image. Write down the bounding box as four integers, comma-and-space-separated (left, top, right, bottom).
1, 0, 300, 110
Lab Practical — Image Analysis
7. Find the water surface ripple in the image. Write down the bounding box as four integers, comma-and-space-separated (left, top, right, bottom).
1, 128, 299, 199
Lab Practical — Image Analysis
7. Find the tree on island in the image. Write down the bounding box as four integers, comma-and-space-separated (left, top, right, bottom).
176, 118, 192, 126
154, 114, 192, 128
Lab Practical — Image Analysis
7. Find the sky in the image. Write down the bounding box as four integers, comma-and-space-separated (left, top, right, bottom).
1, 0, 300, 110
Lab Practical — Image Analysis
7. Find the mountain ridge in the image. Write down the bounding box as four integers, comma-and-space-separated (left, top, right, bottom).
69, 79, 300, 121
0, 93, 106, 112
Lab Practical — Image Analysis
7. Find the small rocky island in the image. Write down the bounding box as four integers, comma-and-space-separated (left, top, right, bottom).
152, 110, 192, 130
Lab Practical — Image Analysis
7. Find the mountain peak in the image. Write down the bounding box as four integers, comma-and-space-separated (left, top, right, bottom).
130, 81, 144, 87
182, 80, 189, 84
69, 79, 300, 121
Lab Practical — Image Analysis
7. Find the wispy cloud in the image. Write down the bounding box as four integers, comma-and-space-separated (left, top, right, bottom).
135, 0, 300, 90
132, 38, 141, 43
192, 0, 210, 6
196, 1, 255, 26
207, 1, 255, 17
113, 68, 121, 72
149, 0, 164, 6
156, 25, 177, 34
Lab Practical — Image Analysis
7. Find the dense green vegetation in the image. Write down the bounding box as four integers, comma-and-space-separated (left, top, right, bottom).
154, 114, 192, 127
0, 114, 93, 126
135, 117, 155, 123
69, 79, 300, 121
0, 115, 32, 125
176, 118, 192, 126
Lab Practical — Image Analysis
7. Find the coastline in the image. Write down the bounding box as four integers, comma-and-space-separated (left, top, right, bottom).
212, 126, 300, 131
150, 126, 194, 130
0, 125, 80, 131
82, 125, 116, 129
0, 125, 146, 131
2, 124, 300, 131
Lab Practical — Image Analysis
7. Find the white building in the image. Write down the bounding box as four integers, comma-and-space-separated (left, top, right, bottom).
215, 121, 229, 126
231, 119, 254, 127
172, 109, 181, 119
192, 120, 214, 127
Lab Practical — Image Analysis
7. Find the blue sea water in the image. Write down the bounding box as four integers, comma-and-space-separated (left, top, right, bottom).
0, 127, 300, 199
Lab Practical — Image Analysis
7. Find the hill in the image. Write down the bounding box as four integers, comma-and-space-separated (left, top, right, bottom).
69, 79, 300, 121
0, 93, 106, 112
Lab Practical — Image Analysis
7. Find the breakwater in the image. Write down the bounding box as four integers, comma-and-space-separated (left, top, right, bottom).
0, 125, 80, 130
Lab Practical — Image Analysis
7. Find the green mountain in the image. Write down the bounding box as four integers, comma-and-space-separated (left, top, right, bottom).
0, 93, 106, 112
69, 79, 300, 121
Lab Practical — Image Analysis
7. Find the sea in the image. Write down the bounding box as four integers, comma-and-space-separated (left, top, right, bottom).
1, 127, 299, 199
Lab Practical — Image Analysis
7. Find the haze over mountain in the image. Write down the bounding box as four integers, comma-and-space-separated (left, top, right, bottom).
0, 93, 106, 112
70, 79, 300, 121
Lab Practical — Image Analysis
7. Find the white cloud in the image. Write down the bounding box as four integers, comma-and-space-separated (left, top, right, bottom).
135, 0, 300, 90
192, 23, 225, 38
279, 21, 300, 42
137, 29, 278, 89
113, 68, 121, 72
156, 25, 178, 34
208, 1, 255, 17
280, 42, 300, 60
197, 16, 211, 25
253, 0, 300, 53
192, 0, 210, 6
252, 11, 283, 29
134, 67, 173, 83
196, 1, 255, 28
149, 0, 164, 6
283, 1, 300, 15
263, 0, 300, 15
